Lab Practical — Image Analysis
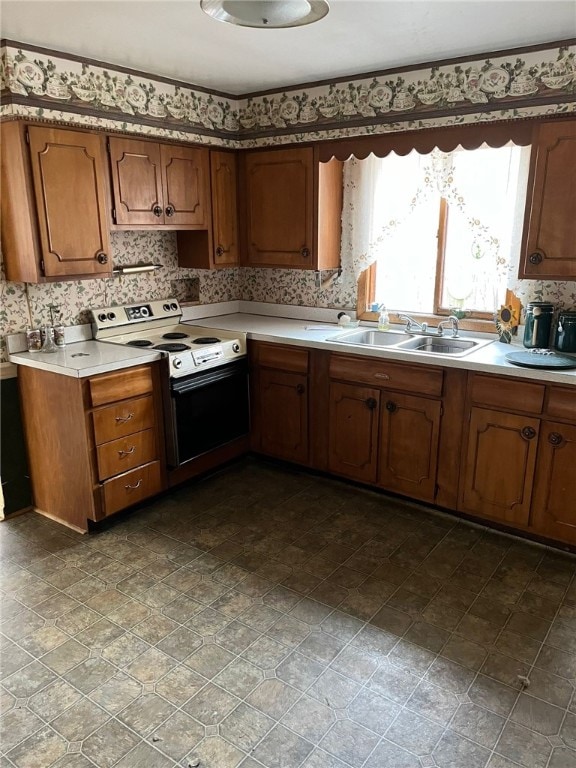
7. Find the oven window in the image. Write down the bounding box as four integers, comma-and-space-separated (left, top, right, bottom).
171, 363, 249, 465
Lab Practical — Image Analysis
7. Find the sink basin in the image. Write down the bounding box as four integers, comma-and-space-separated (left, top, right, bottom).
396, 336, 492, 356
332, 330, 408, 347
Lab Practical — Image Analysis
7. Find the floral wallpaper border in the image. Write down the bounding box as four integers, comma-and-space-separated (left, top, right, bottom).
1, 40, 574, 146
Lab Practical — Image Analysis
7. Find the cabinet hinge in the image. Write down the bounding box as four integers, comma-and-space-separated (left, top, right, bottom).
25, 128, 30, 144
40, 258, 45, 275
112, 208, 116, 222
106, 137, 110, 153
440, 405, 444, 417
435, 483, 440, 497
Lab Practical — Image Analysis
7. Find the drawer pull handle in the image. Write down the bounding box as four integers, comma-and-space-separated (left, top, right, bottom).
548, 432, 563, 446
118, 446, 136, 457
115, 413, 134, 423
521, 426, 537, 440
373, 373, 390, 380
125, 479, 143, 490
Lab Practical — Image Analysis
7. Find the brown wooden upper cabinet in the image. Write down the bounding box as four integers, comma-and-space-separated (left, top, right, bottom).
1, 122, 112, 282
108, 136, 211, 229
519, 119, 576, 279
177, 150, 239, 269
241, 146, 343, 269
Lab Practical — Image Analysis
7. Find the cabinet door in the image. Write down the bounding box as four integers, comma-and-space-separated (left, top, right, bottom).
244, 147, 314, 267
211, 151, 239, 266
460, 407, 539, 525
520, 120, 576, 279
161, 144, 211, 227
28, 126, 111, 277
379, 392, 441, 503
108, 137, 164, 225
259, 369, 308, 464
328, 382, 379, 484
531, 421, 576, 544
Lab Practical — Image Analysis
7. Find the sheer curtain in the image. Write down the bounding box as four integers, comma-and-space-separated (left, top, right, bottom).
339, 146, 530, 302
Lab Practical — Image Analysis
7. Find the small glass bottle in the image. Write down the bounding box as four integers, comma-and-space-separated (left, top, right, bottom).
378, 306, 390, 331
41, 325, 58, 353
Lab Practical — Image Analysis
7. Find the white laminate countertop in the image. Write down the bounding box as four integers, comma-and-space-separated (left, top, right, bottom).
185, 313, 576, 387
8, 340, 161, 378
7, 309, 576, 385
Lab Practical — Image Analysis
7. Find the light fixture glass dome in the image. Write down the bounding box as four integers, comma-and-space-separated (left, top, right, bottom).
200, 0, 330, 28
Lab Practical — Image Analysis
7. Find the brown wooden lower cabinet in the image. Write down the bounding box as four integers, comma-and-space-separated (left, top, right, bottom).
459, 407, 539, 526
258, 368, 309, 464
328, 382, 380, 484
378, 392, 441, 502
18, 362, 166, 532
530, 421, 576, 544
250, 341, 310, 465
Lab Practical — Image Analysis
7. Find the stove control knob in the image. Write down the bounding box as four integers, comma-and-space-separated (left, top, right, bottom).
173, 357, 183, 369
107, 312, 116, 321
232, 343, 240, 353
140, 307, 150, 317
163, 303, 170, 312
170, 302, 178, 311
98, 313, 107, 322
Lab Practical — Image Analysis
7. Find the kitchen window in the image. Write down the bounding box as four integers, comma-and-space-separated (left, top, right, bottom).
342, 143, 531, 323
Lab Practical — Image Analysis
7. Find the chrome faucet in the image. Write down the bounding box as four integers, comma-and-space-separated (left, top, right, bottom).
398, 314, 427, 334
437, 315, 460, 338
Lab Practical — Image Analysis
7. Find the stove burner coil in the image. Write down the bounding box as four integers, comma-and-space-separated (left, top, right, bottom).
162, 332, 189, 340
153, 343, 190, 352
192, 337, 221, 345
126, 339, 153, 347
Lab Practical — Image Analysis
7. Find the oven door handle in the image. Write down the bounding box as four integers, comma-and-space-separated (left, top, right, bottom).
171, 361, 247, 396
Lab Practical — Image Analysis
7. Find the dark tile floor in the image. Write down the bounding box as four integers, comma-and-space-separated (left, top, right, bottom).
1, 458, 576, 768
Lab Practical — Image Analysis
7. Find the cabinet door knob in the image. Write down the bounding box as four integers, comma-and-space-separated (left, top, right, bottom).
521, 426, 537, 440
548, 432, 563, 446
296, 384, 305, 395
152, 204, 163, 217
366, 397, 377, 410
385, 400, 397, 413
96, 252, 108, 265
215, 245, 225, 258
528, 252, 543, 265
165, 205, 175, 217
301, 247, 310, 258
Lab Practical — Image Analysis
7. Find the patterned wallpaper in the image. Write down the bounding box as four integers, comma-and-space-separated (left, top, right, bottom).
1, 39, 575, 361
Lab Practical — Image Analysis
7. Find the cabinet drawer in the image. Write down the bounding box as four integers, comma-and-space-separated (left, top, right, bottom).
329, 354, 443, 396
546, 386, 576, 421
97, 428, 157, 481
256, 343, 309, 373
89, 366, 153, 407
102, 461, 162, 516
469, 373, 545, 414
92, 395, 154, 445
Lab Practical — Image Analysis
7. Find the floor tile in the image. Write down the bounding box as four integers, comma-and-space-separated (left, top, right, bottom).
3, 460, 576, 768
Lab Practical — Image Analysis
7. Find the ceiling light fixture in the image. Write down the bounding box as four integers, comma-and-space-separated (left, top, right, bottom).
200, 0, 329, 28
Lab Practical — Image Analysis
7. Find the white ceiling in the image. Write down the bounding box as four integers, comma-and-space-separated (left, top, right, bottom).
2, 0, 575, 95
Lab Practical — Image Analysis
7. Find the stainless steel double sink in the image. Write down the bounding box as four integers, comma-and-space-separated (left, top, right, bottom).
331, 329, 494, 357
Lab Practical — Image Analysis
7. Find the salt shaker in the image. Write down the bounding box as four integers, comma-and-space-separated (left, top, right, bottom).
26, 327, 42, 353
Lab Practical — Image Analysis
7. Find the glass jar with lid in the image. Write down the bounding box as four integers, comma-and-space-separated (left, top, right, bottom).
554, 311, 576, 353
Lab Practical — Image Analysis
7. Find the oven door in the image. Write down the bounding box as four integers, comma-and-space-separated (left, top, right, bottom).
166, 359, 249, 467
